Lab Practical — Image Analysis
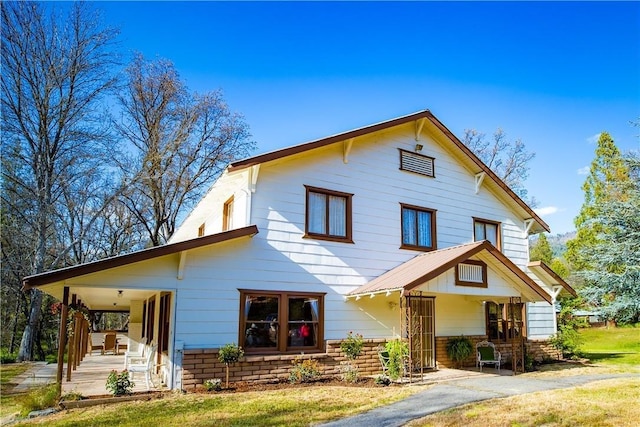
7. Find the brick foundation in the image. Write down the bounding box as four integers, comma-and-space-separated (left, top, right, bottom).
182, 336, 562, 390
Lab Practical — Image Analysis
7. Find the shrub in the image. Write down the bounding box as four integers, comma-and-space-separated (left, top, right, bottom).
0, 348, 17, 364
340, 363, 359, 383
105, 370, 134, 396
340, 331, 364, 360
550, 325, 584, 359
203, 378, 222, 392
18, 383, 58, 416
289, 356, 321, 383
446, 336, 473, 368
218, 343, 244, 388
385, 339, 409, 380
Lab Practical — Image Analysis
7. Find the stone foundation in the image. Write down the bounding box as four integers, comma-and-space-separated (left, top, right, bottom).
182, 336, 562, 390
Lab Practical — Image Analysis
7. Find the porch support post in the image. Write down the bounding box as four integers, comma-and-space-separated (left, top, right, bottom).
66, 294, 76, 382
56, 286, 69, 396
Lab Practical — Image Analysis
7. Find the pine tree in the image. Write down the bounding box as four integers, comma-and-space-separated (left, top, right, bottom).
530, 233, 553, 264
566, 132, 633, 271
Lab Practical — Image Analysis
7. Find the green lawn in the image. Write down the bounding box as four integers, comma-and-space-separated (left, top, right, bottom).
580, 326, 640, 365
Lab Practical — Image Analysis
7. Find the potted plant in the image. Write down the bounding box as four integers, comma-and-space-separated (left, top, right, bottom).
446, 336, 473, 368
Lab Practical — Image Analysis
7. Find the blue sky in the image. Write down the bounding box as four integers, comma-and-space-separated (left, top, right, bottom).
96, 1, 640, 235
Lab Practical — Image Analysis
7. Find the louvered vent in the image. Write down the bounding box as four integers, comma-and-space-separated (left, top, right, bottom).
458, 263, 484, 283
400, 149, 435, 177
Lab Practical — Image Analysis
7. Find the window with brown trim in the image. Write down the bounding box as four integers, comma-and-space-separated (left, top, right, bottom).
304, 186, 353, 243
455, 260, 487, 287
473, 218, 501, 250
485, 302, 525, 342
400, 203, 437, 251
239, 290, 324, 354
223, 196, 234, 231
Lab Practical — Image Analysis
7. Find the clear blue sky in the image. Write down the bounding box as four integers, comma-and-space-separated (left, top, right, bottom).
96, 1, 640, 235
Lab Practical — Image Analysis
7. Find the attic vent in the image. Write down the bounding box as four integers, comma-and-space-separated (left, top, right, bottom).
455, 261, 487, 288
399, 149, 435, 177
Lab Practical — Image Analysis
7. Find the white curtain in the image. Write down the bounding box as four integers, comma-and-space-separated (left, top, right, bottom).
309, 192, 326, 234
328, 195, 346, 236
417, 211, 432, 246
402, 208, 417, 245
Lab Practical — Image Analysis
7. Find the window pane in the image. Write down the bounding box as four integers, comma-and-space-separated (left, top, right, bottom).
244, 295, 278, 348
328, 195, 346, 236
485, 223, 498, 246
475, 222, 486, 241
308, 192, 326, 234
416, 210, 432, 247
287, 297, 318, 347
402, 208, 417, 245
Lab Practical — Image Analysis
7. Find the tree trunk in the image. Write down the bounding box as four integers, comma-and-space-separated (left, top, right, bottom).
17, 289, 43, 362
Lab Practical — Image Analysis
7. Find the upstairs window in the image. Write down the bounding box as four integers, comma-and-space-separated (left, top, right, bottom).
305, 186, 353, 243
474, 218, 501, 249
223, 196, 234, 231
401, 203, 437, 251
399, 149, 435, 178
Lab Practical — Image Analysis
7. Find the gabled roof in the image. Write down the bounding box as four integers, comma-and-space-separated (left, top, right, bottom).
348, 240, 552, 303
22, 225, 259, 289
528, 260, 577, 297
228, 109, 549, 233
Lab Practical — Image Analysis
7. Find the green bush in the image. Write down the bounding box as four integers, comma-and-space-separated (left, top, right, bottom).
203, 378, 222, 392
550, 325, 584, 359
374, 375, 391, 386
384, 339, 409, 380
18, 383, 58, 416
0, 348, 17, 364
289, 356, 321, 383
340, 331, 364, 360
446, 336, 473, 368
105, 370, 134, 396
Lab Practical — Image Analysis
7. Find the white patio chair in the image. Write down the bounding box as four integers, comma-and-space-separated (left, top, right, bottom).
476, 340, 501, 372
128, 344, 157, 390
123, 338, 147, 369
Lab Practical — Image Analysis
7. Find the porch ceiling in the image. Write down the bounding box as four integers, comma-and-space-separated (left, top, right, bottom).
347, 240, 551, 303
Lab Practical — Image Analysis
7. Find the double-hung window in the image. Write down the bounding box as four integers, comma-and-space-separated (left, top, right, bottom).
305, 186, 353, 243
239, 290, 324, 353
486, 302, 525, 342
401, 203, 437, 251
474, 218, 501, 249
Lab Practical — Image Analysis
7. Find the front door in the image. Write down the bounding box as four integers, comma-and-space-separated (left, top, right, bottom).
403, 294, 436, 371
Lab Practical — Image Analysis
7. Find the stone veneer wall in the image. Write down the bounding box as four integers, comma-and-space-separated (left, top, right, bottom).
182, 336, 562, 390
181, 338, 387, 391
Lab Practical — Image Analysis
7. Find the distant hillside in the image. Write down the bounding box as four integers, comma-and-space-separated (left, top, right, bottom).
529, 231, 576, 259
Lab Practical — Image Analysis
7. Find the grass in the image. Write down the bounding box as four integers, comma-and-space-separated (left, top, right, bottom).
1, 362, 33, 419
580, 325, 640, 366
12, 385, 429, 426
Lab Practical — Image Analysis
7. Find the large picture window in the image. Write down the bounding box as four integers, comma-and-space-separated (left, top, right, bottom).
474, 218, 501, 249
239, 290, 324, 353
305, 186, 353, 243
401, 203, 437, 251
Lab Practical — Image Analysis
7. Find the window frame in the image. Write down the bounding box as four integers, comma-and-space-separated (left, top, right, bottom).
223, 196, 234, 231
485, 302, 526, 343
238, 289, 325, 354
473, 217, 501, 250
400, 203, 437, 251
455, 260, 488, 288
304, 185, 353, 243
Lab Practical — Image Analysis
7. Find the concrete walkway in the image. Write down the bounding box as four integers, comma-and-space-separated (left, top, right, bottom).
320, 372, 640, 427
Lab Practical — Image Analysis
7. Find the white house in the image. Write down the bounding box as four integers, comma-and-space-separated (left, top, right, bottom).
23, 109, 575, 390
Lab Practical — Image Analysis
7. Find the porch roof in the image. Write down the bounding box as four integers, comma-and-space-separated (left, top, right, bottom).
347, 240, 552, 303
527, 261, 577, 297
23, 225, 259, 290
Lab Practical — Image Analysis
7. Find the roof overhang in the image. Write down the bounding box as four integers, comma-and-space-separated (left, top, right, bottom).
347, 241, 552, 304
527, 260, 577, 298
22, 225, 259, 293
227, 109, 548, 234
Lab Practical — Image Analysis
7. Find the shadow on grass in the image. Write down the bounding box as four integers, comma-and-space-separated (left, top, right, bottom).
583, 352, 633, 363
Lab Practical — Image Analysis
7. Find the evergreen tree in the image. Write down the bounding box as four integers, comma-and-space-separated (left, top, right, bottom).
530, 233, 553, 264
566, 132, 633, 271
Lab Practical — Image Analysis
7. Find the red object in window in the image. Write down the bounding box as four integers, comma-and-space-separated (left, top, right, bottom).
300, 323, 310, 338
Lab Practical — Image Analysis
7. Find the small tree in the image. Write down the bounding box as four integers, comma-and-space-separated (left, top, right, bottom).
340, 331, 364, 382
385, 339, 409, 381
217, 343, 244, 388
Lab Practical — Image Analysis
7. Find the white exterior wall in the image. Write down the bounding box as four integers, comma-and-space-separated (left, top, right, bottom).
527, 302, 557, 339
162, 125, 557, 347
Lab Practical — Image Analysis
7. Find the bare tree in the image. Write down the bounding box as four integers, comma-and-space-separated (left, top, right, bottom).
115, 54, 255, 246
1, 1, 120, 361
